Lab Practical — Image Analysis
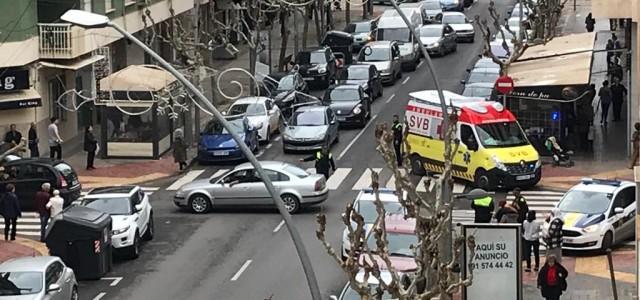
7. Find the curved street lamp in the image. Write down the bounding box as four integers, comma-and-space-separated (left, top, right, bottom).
60, 9, 322, 300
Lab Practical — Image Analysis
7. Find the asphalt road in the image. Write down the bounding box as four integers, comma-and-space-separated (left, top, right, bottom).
78, 1, 518, 299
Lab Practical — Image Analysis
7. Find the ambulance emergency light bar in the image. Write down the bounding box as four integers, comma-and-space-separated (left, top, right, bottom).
408, 90, 504, 114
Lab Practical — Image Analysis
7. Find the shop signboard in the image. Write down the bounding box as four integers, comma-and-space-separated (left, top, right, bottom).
462, 224, 522, 300
0, 69, 29, 92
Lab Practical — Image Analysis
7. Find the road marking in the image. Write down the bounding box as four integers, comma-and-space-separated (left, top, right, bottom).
274, 136, 281, 141
166, 170, 205, 190
385, 93, 395, 103
418, 61, 424, 68
100, 277, 123, 286
327, 168, 352, 190
273, 220, 285, 233
401, 76, 410, 85
231, 260, 253, 281
266, 143, 273, 149
352, 168, 383, 190
210, 169, 229, 179
93, 292, 107, 300
338, 114, 378, 160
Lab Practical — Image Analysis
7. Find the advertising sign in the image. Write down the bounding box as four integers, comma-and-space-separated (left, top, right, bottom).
462, 224, 522, 300
405, 103, 445, 139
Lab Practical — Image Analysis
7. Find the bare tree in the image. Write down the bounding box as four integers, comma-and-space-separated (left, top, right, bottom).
0, 139, 26, 163
316, 112, 478, 299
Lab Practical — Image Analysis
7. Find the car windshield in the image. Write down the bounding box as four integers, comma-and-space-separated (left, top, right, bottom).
341, 284, 393, 299
358, 201, 405, 223
443, 14, 466, 24
558, 190, 612, 214
291, 110, 326, 126
296, 52, 326, 65
367, 232, 417, 256
228, 103, 266, 116
0, 272, 43, 295
463, 86, 493, 98
424, 1, 441, 9
346, 22, 371, 33
468, 72, 499, 84
329, 88, 360, 101
345, 67, 370, 80
277, 76, 296, 91
420, 26, 442, 37
475, 122, 529, 148
361, 47, 390, 62
377, 28, 411, 42
82, 197, 132, 215
54, 163, 76, 183
283, 165, 309, 178
203, 118, 244, 135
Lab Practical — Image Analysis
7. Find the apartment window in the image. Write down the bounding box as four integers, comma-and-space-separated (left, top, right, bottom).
105, 0, 114, 12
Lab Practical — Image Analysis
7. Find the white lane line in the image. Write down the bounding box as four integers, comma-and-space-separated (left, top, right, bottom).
93, 292, 107, 300
352, 168, 383, 190
327, 168, 352, 190
385, 93, 395, 104
338, 114, 378, 160
273, 220, 285, 233
274, 136, 281, 141
266, 143, 273, 149
210, 169, 229, 179
512, 191, 565, 195
166, 170, 205, 190
231, 260, 253, 281
418, 61, 424, 68
100, 277, 123, 286
401, 76, 410, 85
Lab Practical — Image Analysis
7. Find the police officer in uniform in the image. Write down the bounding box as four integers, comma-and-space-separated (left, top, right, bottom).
392, 115, 403, 166
300, 145, 336, 179
468, 189, 494, 223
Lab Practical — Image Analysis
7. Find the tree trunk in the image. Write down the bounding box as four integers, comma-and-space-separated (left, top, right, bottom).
319, 0, 325, 40
303, 5, 311, 48
314, 4, 322, 44
345, 0, 351, 24
278, 8, 290, 71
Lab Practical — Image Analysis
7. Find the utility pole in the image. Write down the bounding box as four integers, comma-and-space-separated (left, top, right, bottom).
193, 0, 201, 141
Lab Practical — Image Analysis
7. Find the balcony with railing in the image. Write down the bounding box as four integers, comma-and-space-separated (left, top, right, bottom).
38, 23, 88, 59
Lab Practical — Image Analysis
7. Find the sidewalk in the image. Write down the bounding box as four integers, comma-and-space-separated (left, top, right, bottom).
0, 238, 49, 263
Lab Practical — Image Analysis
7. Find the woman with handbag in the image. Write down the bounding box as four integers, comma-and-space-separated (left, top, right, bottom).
537, 254, 568, 300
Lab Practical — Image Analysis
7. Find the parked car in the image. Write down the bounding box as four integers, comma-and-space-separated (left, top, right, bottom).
544, 178, 636, 251
358, 215, 417, 271
338, 64, 383, 99
418, 24, 457, 56
225, 97, 281, 143
344, 20, 376, 51
78, 186, 153, 259
197, 117, 261, 163
441, 12, 475, 42
0, 256, 78, 299
473, 57, 500, 69
376, 9, 422, 71
282, 105, 339, 153
422, 0, 444, 24
0, 158, 81, 210
271, 73, 308, 112
322, 85, 371, 127
321, 31, 353, 65
357, 41, 403, 85
462, 82, 494, 99
295, 47, 338, 89
461, 67, 500, 85
173, 161, 329, 214
440, 0, 464, 12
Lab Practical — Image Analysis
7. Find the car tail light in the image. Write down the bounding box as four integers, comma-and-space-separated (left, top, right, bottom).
315, 178, 326, 191
59, 175, 68, 188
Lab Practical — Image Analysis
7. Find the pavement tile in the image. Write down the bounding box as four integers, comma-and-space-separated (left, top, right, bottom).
0, 238, 47, 263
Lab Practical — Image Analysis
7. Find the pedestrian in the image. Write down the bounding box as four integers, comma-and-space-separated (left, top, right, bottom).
584, 13, 595, 32
35, 183, 51, 242
610, 77, 627, 121
47, 117, 63, 160
28, 122, 39, 157
544, 213, 564, 263
613, 33, 622, 58
537, 254, 568, 300
172, 130, 188, 172
495, 200, 519, 223
629, 122, 640, 169
84, 125, 98, 170
523, 210, 541, 272
3, 124, 22, 147
511, 187, 529, 223
470, 193, 494, 223
1, 184, 21, 241
301, 144, 336, 179
46, 190, 64, 217
587, 121, 595, 152
598, 80, 612, 125
392, 114, 404, 166
609, 18, 617, 31
605, 39, 615, 71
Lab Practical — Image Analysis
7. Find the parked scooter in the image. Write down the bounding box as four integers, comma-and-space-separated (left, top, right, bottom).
545, 136, 575, 167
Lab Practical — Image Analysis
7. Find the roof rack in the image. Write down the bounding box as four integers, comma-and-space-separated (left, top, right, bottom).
581, 177, 621, 186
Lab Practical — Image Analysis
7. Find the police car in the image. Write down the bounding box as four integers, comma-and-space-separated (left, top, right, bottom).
545, 178, 636, 251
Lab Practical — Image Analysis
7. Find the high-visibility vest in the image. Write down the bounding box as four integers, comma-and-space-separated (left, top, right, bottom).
473, 196, 493, 207
316, 151, 332, 160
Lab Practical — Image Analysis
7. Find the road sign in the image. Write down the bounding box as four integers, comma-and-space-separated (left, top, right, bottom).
495, 75, 515, 94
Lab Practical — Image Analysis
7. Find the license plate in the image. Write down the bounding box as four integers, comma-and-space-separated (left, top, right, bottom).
337, 117, 346, 121
564, 238, 573, 243
303, 77, 314, 80
516, 174, 533, 181
213, 151, 229, 156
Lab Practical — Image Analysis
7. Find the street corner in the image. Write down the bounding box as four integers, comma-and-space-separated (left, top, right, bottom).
0, 238, 47, 263
539, 166, 634, 190
77, 156, 177, 187
574, 250, 637, 284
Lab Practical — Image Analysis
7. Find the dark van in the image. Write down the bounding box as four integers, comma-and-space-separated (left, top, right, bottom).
0, 158, 82, 210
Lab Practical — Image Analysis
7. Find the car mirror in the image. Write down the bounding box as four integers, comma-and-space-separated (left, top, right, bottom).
614, 207, 624, 214
135, 204, 143, 212
47, 283, 61, 293
222, 111, 227, 116
330, 296, 338, 300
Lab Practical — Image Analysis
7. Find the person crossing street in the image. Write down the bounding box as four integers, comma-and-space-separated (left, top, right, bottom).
511, 187, 529, 223
300, 145, 336, 180
392, 115, 403, 167
469, 190, 494, 223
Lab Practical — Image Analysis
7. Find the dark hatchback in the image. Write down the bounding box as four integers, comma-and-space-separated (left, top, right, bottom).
338, 64, 383, 100
0, 158, 81, 210
295, 47, 338, 89
322, 85, 371, 127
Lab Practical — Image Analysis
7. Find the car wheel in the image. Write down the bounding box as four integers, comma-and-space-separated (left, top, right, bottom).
474, 169, 493, 190
189, 194, 211, 214
410, 154, 427, 176
143, 213, 154, 241
281, 193, 301, 214
601, 231, 613, 252
128, 231, 140, 259
71, 286, 79, 300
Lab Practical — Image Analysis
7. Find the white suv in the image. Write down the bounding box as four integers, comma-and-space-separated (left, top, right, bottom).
545, 178, 636, 251
80, 186, 154, 259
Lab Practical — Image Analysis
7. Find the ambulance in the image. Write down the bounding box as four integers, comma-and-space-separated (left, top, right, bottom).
405, 90, 541, 190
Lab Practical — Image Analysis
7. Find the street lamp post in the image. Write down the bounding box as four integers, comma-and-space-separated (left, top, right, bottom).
60, 10, 322, 300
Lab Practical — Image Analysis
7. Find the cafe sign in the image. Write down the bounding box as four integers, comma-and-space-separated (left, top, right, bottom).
0, 69, 29, 92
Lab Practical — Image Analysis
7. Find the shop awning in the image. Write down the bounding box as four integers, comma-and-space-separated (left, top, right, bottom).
99, 65, 178, 92
517, 32, 596, 61
39, 55, 105, 71
0, 89, 42, 110
510, 51, 593, 87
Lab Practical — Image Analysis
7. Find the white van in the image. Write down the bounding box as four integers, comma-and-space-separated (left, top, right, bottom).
376, 9, 422, 71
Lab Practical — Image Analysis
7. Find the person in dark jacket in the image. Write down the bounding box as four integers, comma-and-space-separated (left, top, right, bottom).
392, 115, 403, 166
173, 133, 188, 172
34, 183, 51, 242
537, 254, 568, 300
584, 13, 595, 32
2, 184, 21, 241
471, 195, 494, 223
511, 187, 529, 223
84, 126, 98, 170
300, 145, 336, 179
28, 122, 39, 157
495, 200, 519, 223
3, 124, 22, 146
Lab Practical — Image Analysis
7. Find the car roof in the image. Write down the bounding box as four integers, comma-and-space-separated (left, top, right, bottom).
296, 105, 327, 112
300, 47, 327, 53
366, 41, 393, 48
470, 67, 500, 73
465, 82, 495, 88
385, 215, 416, 234
442, 11, 465, 17
569, 178, 635, 194
421, 24, 445, 29
356, 188, 402, 202
85, 185, 138, 198
233, 160, 292, 171
331, 84, 360, 90
0, 256, 60, 272
346, 64, 372, 70
349, 20, 371, 25
232, 96, 270, 105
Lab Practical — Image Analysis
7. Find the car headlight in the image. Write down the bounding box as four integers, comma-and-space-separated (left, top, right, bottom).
283, 132, 292, 140
535, 159, 542, 169
112, 225, 131, 235
582, 224, 600, 233
491, 155, 508, 172
352, 105, 362, 115
318, 67, 327, 73
430, 42, 440, 47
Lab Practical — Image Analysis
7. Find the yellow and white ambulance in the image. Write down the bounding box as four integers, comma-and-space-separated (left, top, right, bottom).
405, 90, 541, 189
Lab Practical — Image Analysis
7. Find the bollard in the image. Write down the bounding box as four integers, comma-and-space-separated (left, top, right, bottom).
606, 248, 619, 300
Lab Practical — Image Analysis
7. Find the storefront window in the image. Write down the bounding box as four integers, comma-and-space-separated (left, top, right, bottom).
105, 106, 154, 143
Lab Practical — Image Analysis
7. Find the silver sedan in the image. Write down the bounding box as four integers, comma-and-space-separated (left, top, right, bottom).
174, 161, 329, 214
0, 256, 78, 300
